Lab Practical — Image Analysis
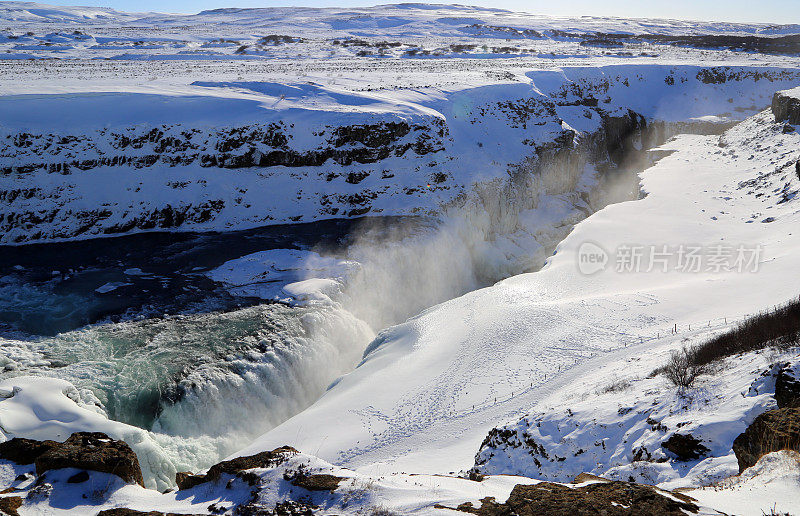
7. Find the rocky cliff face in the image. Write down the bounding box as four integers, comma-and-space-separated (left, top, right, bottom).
0, 113, 449, 243
772, 87, 800, 125
2, 65, 798, 245
733, 408, 800, 472
1, 119, 446, 175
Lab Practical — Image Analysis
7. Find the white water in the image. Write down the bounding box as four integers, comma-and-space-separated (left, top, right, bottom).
0, 302, 374, 479
150, 304, 373, 473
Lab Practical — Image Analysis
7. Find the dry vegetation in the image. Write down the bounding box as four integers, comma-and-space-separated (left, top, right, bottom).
661, 298, 800, 387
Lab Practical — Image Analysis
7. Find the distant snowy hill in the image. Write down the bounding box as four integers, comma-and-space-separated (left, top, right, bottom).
1, 1, 799, 37
0, 1, 147, 23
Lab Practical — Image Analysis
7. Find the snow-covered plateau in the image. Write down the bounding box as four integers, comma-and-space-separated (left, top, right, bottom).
1, 2, 800, 515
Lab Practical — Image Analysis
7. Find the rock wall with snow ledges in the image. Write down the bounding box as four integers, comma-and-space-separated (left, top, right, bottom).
2, 65, 799, 244
1, 119, 446, 175
772, 86, 800, 125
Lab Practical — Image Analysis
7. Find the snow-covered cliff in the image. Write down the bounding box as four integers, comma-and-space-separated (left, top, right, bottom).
3, 65, 799, 244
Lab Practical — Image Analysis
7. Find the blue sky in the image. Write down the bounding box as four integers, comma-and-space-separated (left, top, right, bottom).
38, 0, 800, 23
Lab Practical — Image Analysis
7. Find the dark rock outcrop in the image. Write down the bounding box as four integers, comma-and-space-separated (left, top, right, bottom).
0, 496, 22, 516
0, 120, 445, 177
283, 465, 345, 492
1, 433, 144, 487
772, 90, 800, 124
661, 434, 710, 461
0, 438, 58, 465
775, 363, 800, 409
97, 509, 206, 516
549, 31, 800, 56
237, 500, 317, 516
289, 473, 343, 492
442, 480, 699, 516
30, 432, 144, 487
601, 109, 647, 166
732, 408, 800, 472
176, 446, 297, 490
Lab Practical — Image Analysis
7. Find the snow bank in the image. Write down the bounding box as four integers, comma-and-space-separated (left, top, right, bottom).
692, 451, 800, 516
205, 249, 358, 304
473, 345, 796, 489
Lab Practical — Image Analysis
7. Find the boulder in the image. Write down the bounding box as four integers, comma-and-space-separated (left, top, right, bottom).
445, 480, 699, 515
732, 408, 800, 472
775, 362, 800, 409
34, 432, 144, 487
0, 438, 58, 465
97, 509, 206, 516
286, 471, 344, 492
0, 433, 144, 487
176, 446, 297, 490
661, 433, 710, 461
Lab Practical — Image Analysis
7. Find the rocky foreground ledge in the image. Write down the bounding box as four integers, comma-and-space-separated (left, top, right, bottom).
0, 432, 144, 487
436, 475, 701, 516
0, 433, 727, 516
2, 414, 798, 516
0, 339, 798, 514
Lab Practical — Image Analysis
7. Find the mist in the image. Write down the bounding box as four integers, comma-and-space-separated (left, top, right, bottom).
322, 127, 647, 333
